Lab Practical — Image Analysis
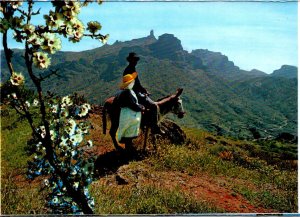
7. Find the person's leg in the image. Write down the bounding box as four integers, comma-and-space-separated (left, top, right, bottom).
123, 138, 137, 157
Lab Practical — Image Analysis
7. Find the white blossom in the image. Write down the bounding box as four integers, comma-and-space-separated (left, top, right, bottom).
71, 150, 77, 157
33, 52, 51, 69
73, 182, 79, 189
62, 2, 81, 15
10, 72, 24, 86
11, 93, 17, 99
71, 168, 77, 175
43, 179, 49, 186
88, 199, 95, 207
61, 96, 73, 107
50, 104, 59, 114
100, 34, 109, 44
52, 196, 59, 204
41, 32, 61, 54
59, 136, 68, 147
10, 1, 23, 9
33, 99, 39, 106
39, 126, 46, 138
50, 130, 56, 141
23, 24, 35, 36
65, 119, 76, 135
44, 11, 65, 30
27, 33, 44, 46
25, 101, 30, 107
87, 21, 101, 34
60, 109, 69, 118
87, 140, 93, 147
70, 134, 83, 145
65, 18, 84, 43
78, 104, 90, 117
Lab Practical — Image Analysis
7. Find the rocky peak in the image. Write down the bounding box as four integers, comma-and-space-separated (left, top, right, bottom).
149, 30, 155, 38
157, 34, 183, 50
271, 65, 297, 79
148, 33, 184, 61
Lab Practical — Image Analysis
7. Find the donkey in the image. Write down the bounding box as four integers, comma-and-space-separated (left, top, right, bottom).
102, 88, 185, 151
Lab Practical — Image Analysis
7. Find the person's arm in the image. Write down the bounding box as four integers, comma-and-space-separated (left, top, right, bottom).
133, 76, 148, 94
119, 90, 144, 112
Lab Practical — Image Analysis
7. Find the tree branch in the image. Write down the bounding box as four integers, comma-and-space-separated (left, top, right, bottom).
16, 8, 28, 16
83, 33, 105, 39
32, 8, 40, 16
2, 4, 14, 75
23, 1, 94, 214
11, 103, 26, 116
12, 91, 37, 135
3, 1, 96, 213
2, 32, 14, 75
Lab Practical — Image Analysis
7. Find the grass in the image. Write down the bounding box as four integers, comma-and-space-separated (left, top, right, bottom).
1, 174, 47, 214
91, 182, 222, 214
1, 107, 47, 214
1, 107, 32, 171
234, 186, 297, 212
1, 107, 298, 214
147, 128, 298, 212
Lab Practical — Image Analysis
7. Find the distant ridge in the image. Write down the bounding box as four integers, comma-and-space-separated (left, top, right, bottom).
1, 31, 297, 139
271, 65, 297, 79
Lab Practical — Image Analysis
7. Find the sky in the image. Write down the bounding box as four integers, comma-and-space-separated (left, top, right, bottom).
2, 1, 298, 74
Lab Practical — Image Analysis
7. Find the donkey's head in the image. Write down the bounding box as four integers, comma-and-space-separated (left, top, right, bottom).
171, 88, 185, 119
157, 88, 185, 119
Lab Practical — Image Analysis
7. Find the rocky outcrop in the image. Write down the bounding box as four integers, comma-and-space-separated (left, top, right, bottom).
149, 34, 185, 61
191, 49, 239, 74
159, 119, 186, 145
271, 65, 297, 79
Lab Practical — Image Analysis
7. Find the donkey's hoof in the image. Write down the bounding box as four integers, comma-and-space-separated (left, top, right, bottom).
115, 146, 124, 152
151, 127, 165, 135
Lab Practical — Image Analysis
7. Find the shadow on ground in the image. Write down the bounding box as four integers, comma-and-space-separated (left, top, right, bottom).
93, 149, 147, 178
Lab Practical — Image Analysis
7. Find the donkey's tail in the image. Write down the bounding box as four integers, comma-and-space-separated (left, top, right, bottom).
102, 104, 107, 135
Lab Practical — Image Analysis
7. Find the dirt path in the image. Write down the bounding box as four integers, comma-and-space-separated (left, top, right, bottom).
108, 162, 275, 214
158, 172, 275, 213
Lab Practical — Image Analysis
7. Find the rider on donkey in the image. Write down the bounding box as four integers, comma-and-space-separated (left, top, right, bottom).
116, 72, 145, 151
123, 52, 164, 134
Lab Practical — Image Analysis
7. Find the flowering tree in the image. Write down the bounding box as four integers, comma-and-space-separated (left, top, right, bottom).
1, 0, 109, 214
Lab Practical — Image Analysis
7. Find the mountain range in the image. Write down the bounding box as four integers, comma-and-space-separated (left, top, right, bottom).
1, 31, 298, 139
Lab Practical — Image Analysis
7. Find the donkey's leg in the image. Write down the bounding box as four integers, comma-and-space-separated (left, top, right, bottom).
152, 134, 157, 151
143, 126, 149, 152
143, 126, 157, 152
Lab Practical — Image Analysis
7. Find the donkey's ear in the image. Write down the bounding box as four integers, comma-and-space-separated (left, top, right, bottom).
175, 88, 183, 98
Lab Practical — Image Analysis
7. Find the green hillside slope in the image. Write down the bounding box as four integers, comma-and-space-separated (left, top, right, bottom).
1, 32, 297, 139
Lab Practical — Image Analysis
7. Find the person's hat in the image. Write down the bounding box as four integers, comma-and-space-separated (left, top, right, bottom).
120, 72, 138, 89
126, 52, 140, 62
